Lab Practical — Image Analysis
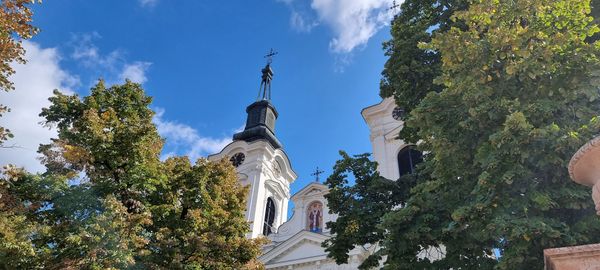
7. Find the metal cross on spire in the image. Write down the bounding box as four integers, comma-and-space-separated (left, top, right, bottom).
264, 48, 278, 65
311, 167, 325, 183
258, 49, 277, 100
388, 0, 401, 12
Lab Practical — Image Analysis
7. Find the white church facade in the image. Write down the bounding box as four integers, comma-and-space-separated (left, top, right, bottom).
208, 62, 417, 269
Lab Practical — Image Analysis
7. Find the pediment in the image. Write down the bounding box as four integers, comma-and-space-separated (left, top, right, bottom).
305, 188, 322, 196
267, 238, 326, 264
260, 231, 330, 265
291, 182, 328, 201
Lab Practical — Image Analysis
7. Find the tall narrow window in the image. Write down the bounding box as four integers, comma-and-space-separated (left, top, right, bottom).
398, 146, 423, 177
263, 197, 276, 236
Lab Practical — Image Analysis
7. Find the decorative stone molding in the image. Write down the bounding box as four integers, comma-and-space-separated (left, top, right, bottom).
544, 244, 600, 270
568, 136, 600, 215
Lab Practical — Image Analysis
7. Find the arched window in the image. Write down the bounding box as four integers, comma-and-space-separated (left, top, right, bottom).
306, 201, 323, 233
263, 197, 276, 236
398, 146, 423, 177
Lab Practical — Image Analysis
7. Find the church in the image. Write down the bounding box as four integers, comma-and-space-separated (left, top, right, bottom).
208, 60, 420, 269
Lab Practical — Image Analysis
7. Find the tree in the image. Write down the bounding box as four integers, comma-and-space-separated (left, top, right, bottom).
323, 152, 415, 269
0, 6, 42, 255
380, 0, 468, 142
324, 1, 467, 268
33, 80, 164, 268
146, 157, 266, 269
327, 0, 600, 269
39, 81, 164, 212
395, 0, 600, 268
0, 0, 40, 145
0, 165, 57, 269
590, 0, 600, 41
0, 81, 264, 269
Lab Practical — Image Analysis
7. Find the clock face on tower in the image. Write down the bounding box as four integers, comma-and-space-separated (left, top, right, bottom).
230, 153, 245, 167
392, 107, 404, 121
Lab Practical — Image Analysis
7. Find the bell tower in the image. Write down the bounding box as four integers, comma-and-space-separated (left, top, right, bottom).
209, 50, 296, 238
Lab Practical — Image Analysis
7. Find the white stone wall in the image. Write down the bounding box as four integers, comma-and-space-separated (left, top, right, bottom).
208, 139, 297, 238
361, 97, 408, 180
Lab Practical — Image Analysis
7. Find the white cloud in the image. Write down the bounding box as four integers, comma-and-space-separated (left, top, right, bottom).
138, 0, 158, 8
70, 32, 123, 71
311, 0, 395, 53
290, 11, 319, 33
153, 108, 238, 162
333, 53, 353, 73
120, 62, 151, 84
0, 41, 78, 173
279, 0, 396, 53
69, 32, 152, 85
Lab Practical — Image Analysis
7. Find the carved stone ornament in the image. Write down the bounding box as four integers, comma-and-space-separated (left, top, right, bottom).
568, 136, 600, 215
305, 188, 322, 197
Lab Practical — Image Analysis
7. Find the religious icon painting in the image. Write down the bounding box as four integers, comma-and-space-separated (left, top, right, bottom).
307, 201, 323, 233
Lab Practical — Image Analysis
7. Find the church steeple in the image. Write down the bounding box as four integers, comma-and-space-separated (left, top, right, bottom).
257, 49, 277, 100
233, 49, 282, 149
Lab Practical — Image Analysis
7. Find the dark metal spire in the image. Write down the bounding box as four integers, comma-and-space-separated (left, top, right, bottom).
233, 49, 283, 149
258, 49, 278, 100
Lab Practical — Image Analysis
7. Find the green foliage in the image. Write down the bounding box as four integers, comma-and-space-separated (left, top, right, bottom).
399, 0, 600, 267
51, 195, 152, 269
0, 81, 264, 269
323, 152, 420, 269
380, 0, 468, 142
39, 80, 164, 206
326, 0, 467, 267
590, 0, 600, 41
0, 166, 55, 270
327, 0, 600, 269
146, 157, 267, 269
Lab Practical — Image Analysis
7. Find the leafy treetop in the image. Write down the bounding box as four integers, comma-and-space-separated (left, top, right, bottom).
325, 0, 600, 269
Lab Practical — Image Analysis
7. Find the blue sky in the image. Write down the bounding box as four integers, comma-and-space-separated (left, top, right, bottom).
0, 0, 395, 196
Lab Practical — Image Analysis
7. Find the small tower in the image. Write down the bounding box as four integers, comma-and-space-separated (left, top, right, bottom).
209, 50, 296, 238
